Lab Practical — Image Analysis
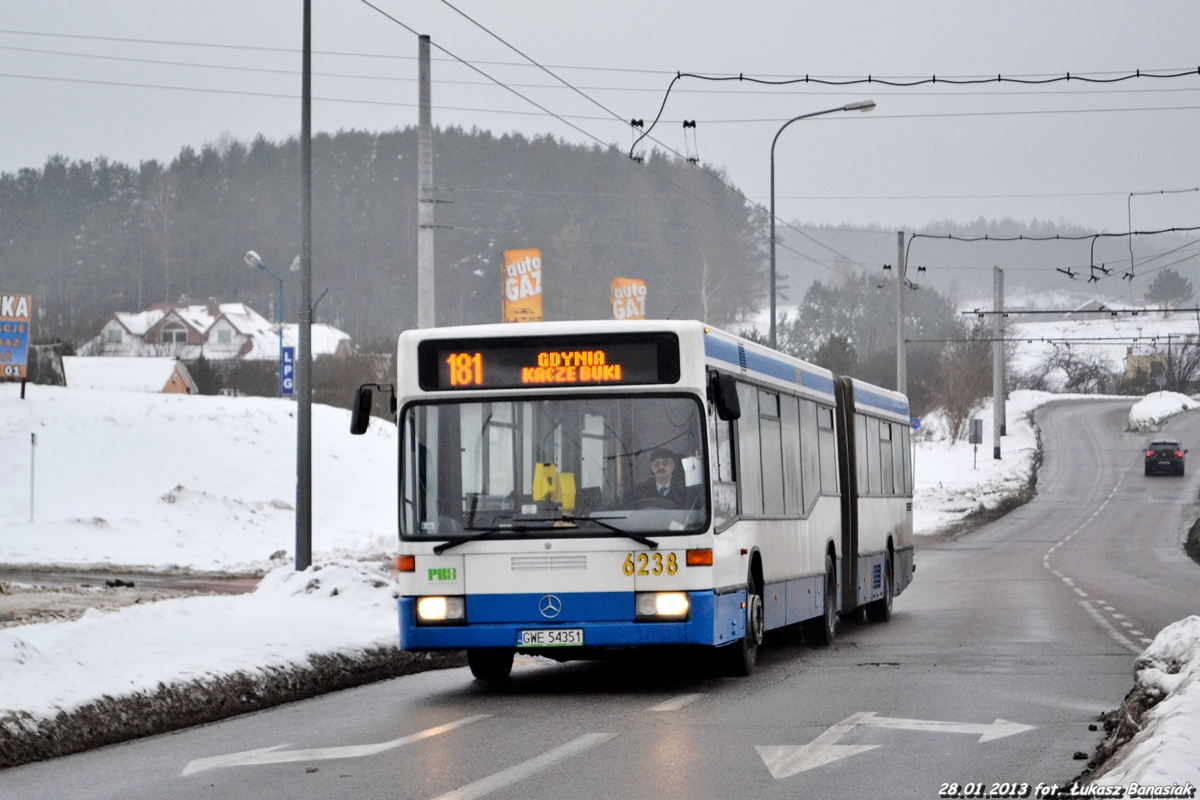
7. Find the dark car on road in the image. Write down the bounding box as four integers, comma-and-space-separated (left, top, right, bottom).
1145, 439, 1187, 476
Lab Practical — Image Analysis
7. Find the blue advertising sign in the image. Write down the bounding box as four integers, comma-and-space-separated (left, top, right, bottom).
1, 294, 32, 381
280, 346, 295, 396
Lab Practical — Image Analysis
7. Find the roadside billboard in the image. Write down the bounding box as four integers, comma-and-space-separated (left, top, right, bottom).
611, 278, 646, 320
502, 249, 543, 323
1, 294, 32, 381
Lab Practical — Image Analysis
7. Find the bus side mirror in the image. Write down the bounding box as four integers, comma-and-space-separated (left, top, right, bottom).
710, 373, 741, 421
350, 385, 373, 435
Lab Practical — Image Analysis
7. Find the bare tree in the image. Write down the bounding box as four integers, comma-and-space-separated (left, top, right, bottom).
937, 321, 992, 442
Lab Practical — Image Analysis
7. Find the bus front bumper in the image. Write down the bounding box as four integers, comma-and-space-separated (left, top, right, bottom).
399, 590, 746, 650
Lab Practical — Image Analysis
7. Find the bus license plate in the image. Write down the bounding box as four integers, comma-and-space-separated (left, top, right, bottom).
517, 629, 583, 647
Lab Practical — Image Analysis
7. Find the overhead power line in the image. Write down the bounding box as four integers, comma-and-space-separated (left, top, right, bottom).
963, 307, 1200, 316
907, 335, 1197, 345
907, 225, 1200, 285
631, 68, 1200, 156
11, 42, 1200, 104
378, 0, 868, 277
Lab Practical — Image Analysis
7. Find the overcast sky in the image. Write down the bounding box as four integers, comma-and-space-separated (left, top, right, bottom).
3, 0, 1200, 235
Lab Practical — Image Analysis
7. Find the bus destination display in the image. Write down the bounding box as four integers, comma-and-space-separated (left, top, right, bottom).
419, 333, 679, 390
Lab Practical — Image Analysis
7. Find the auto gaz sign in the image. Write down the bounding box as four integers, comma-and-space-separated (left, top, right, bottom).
0, 294, 32, 381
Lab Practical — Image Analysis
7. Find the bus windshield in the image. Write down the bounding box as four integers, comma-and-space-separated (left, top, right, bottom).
400, 395, 709, 538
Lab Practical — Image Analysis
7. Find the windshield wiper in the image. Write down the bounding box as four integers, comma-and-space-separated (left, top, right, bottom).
432, 521, 570, 554
565, 515, 658, 550
432, 516, 659, 553
433, 526, 512, 554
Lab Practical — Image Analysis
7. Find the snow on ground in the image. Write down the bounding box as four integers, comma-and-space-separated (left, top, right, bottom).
0, 560, 398, 721
911, 389, 1102, 536
1093, 616, 1200, 789
1128, 391, 1200, 433
0, 383, 398, 572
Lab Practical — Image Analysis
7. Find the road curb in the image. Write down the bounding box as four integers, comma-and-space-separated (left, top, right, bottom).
0, 646, 465, 771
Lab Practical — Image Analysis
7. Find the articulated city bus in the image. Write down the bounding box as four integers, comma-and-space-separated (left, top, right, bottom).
350, 320, 914, 679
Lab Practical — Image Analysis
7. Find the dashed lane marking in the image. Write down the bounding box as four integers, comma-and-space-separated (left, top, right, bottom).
1079, 601, 1141, 654
1042, 471, 1153, 654
649, 693, 703, 712
428, 733, 616, 800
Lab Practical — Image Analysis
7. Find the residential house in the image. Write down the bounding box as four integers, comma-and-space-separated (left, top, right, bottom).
82, 301, 351, 360
63, 356, 199, 394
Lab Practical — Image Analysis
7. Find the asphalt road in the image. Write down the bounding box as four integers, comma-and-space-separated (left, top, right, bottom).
3, 399, 1198, 800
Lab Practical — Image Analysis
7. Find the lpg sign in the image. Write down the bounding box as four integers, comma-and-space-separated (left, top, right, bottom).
0, 294, 32, 380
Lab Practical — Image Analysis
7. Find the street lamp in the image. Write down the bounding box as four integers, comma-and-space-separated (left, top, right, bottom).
244, 250, 300, 396
769, 100, 876, 350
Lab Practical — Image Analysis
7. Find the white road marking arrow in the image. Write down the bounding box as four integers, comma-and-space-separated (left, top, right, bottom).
756, 712, 879, 779
180, 714, 490, 776
860, 714, 1035, 743
757, 711, 1035, 780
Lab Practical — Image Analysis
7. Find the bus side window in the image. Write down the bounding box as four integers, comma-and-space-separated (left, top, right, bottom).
891, 422, 905, 496
854, 413, 869, 497
902, 424, 913, 496
736, 382, 763, 515
711, 403, 737, 529
868, 419, 888, 494
879, 421, 894, 496
759, 390, 785, 515
817, 405, 838, 494
799, 399, 820, 511
781, 395, 803, 516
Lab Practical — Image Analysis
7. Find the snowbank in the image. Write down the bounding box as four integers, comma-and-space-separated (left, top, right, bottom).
1128, 391, 1199, 433
0, 560, 398, 722
1091, 616, 1200, 788
0, 384, 399, 572
913, 390, 1066, 536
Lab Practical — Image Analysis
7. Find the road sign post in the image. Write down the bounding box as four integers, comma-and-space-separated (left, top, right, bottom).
969, 418, 983, 469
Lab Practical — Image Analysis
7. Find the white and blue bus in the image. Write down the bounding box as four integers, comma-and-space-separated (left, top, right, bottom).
350, 320, 914, 679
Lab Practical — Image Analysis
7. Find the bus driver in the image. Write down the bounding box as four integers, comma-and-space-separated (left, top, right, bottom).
635, 448, 686, 508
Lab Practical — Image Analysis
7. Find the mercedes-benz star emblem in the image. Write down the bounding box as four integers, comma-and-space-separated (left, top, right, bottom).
538, 594, 562, 619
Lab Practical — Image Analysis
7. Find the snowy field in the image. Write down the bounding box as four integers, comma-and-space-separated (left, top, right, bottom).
1, 378, 1198, 783
0, 383, 399, 572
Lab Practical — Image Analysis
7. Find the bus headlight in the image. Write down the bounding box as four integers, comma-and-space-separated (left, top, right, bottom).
416, 595, 466, 624
636, 591, 690, 620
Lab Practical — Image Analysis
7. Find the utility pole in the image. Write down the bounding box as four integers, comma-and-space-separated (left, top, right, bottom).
417, 34, 435, 329
295, 0, 313, 571
896, 230, 907, 396
992, 266, 1005, 459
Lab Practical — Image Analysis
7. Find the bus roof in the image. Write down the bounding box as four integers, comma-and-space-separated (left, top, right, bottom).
396, 320, 908, 419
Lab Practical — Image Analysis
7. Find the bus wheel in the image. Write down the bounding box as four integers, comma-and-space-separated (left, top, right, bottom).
467, 648, 514, 680
803, 554, 837, 646
865, 552, 893, 623
721, 570, 764, 676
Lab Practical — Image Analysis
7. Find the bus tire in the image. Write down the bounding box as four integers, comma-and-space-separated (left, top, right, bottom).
467, 648, 514, 680
803, 554, 838, 646
721, 569, 764, 677
865, 551, 893, 623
